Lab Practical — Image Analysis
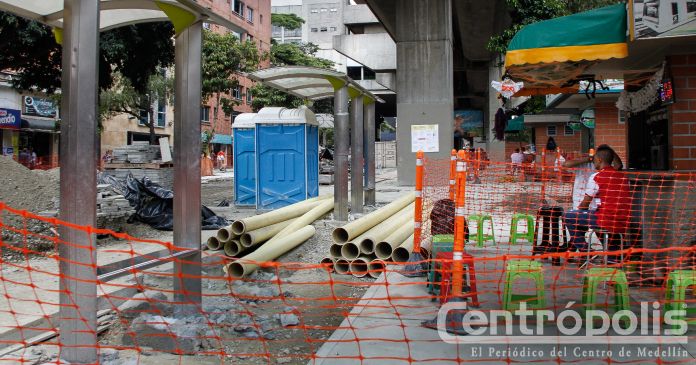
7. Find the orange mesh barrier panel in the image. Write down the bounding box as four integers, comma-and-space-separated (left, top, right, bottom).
0, 154, 695, 364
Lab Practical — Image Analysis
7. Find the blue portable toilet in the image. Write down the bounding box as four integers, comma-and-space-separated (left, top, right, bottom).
232, 113, 257, 206
255, 106, 319, 210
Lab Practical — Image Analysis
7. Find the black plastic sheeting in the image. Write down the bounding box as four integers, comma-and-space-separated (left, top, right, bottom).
98, 173, 228, 231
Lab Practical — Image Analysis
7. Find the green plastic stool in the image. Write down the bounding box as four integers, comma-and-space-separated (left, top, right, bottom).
502, 260, 546, 311
510, 213, 535, 244
581, 268, 631, 322
468, 214, 495, 247
427, 234, 454, 295
664, 270, 696, 330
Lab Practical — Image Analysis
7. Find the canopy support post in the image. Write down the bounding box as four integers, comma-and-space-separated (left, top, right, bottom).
350, 95, 364, 213
334, 86, 350, 221
363, 101, 376, 206
58, 0, 99, 363
173, 21, 203, 314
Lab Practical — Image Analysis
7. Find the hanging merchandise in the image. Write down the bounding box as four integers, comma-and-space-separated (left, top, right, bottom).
491, 78, 524, 98
616, 62, 665, 113
494, 108, 506, 140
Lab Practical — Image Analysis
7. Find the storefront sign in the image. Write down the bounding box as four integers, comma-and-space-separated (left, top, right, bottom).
659, 78, 675, 105
631, 0, 696, 40
23, 96, 58, 118
0, 108, 21, 129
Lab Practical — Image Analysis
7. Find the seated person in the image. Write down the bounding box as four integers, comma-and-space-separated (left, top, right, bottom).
563, 146, 631, 253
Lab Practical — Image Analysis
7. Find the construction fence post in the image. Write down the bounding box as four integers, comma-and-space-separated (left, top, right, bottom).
351, 95, 364, 213
363, 101, 376, 206
413, 151, 424, 252
333, 85, 350, 221
451, 150, 468, 297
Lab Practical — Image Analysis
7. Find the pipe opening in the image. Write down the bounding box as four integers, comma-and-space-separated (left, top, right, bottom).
359, 239, 375, 255
349, 259, 368, 278
224, 240, 241, 257
240, 234, 253, 248
368, 260, 385, 279
392, 247, 410, 263
227, 262, 246, 278
341, 242, 360, 260
334, 259, 350, 274
216, 228, 231, 242
332, 228, 350, 244
206, 236, 221, 250
330, 243, 343, 257
320, 257, 335, 273
375, 241, 393, 260
231, 221, 246, 235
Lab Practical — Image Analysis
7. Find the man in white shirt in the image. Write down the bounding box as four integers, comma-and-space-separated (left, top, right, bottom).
510, 148, 523, 175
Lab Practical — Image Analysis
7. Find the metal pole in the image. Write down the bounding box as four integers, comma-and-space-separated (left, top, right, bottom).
333, 86, 349, 221
363, 101, 376, 206
58, 0, 99, 363
173, 21, 203, 314
351, 95, 364, 213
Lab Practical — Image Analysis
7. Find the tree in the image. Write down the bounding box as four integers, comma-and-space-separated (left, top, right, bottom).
99, 71, 174, 145
271, 13, 305, 30
201, 29, 260, 143
251, 42, 333, 111
487, 0, 623, 54
0, 11, 175, 93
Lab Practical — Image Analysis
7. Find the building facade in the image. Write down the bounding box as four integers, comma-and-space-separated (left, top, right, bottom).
101, 0, 271, 166
0, 72, 60, 169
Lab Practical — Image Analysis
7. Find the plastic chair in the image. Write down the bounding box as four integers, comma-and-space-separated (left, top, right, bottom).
581, 268, 630, 321
437, 251, 480, 306
510, 213, 535, 244
468, 214, 495, 247
664, 270, 696, 330
427, 234, 454, 295
502, 260, 545, 310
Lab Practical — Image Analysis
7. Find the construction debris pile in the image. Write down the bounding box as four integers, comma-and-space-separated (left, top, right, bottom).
111, 142, 165, 164
207, 196, 335, 278
38, 184, 136, 228
324, 193, 415, 278
104, 142, 174, 188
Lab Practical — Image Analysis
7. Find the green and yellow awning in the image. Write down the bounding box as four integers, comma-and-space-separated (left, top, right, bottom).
505, 4, 628, 95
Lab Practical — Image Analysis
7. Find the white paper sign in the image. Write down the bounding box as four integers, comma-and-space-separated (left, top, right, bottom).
411, 124, 439, 153
159, 137, 172, 163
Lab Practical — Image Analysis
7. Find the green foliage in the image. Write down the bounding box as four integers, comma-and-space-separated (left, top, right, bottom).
523, 95, 547, 114
251, 42, 333, 112
0, 11, 175, 93
271, 13, 305, 30
202, 29, 260, 129
487, 0, 623, 54
99, 71, 174, 144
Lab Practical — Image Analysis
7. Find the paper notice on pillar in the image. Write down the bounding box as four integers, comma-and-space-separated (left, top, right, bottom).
411, 124, 439, 153
159, 137, 172, 163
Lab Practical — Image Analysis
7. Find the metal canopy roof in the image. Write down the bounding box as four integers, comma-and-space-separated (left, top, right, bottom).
248, 66, 385, 104
0, 0, 245, 33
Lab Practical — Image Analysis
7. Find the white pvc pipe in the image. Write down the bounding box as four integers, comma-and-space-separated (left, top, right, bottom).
231, 195, 330, 235
375, 221, 415, 260
332, 192, 415, 244
392, 233, 416, 263
240, 218, 298, 248
349, 257, 370, 278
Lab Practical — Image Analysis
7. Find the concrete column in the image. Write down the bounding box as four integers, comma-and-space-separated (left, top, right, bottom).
395, 0, 454, 185
487, 64, 506, 162
58, 0, 99, 363
334, 86, 350, 221
363, 101, 376, 205
173, 22, 203, 314
350, 95, 364, 213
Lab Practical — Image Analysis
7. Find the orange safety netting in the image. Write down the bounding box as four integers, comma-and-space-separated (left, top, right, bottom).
0, 152, 695, 365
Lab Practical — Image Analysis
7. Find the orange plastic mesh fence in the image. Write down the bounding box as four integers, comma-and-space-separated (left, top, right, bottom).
0, 155, 695, 364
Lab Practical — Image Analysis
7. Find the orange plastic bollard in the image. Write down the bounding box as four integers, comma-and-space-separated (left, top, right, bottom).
451, 150, 468, 297
413, 150, 424, 252
474, 148, 481, 180
540, 149, 547, 202
448, 149, 457, 200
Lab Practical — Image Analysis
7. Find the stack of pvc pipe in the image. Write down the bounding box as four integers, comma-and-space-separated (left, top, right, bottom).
223, 196, 334, 278
323, 193, 415, 279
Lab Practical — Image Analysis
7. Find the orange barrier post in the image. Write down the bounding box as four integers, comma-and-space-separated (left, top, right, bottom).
413, 150, 424, 253
451, 150, 468, 297
540, 149, 547, 202
448, 149, 456, 200
474, 148, 481, 183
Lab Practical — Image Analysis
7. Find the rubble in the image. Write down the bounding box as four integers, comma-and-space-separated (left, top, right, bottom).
110, 142, 165, 164
117, 290, 171, 318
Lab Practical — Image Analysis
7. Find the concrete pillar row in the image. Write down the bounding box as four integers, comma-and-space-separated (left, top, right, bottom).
395, 0, 454, 185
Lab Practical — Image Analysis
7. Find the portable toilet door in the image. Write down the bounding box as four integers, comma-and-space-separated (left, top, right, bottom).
232, 113, 257, 206
255, 106, 319, 210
